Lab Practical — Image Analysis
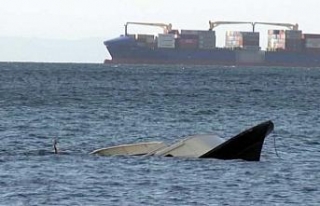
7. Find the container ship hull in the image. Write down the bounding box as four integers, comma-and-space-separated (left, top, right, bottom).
105, 38, 236, 66
104, 22, 320, 67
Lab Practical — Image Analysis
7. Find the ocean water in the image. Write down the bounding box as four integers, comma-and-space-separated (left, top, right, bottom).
0, 62, 320, 205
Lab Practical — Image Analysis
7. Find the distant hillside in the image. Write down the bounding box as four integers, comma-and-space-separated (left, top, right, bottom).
0, 37, 111, 63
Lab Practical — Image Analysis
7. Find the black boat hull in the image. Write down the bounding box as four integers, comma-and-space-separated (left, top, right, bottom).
200, 121, 274, 161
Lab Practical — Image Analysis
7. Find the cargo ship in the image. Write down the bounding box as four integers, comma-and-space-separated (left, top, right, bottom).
103, 21, 320, 67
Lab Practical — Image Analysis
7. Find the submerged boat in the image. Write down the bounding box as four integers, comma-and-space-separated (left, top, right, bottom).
103, 21, 320, 67
91, 120, 274, 161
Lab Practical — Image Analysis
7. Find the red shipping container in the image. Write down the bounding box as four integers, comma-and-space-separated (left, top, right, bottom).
178, 38, 199, 49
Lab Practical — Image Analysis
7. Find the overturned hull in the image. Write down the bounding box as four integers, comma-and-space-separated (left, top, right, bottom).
91, 121, 274, 161
200, 120, 274, 161
90, 142, 166, 156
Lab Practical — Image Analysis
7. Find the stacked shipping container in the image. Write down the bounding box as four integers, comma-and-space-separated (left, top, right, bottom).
199, 31, 216, 50
131, 28, 320, 54
267, 30, 284, 50
226, 31, 240, 48
303, 34, 320, 52
225, 31, 260, 50
137, 34, 154, 43
178, 30, 199, 49
267, 30, 302, 51
157, 34, 175, 48
105, 21, 320, 67
136, 34, 155, 48
284, 30, 302, 51
177, 30, 216, 50
141, 30, 216, 50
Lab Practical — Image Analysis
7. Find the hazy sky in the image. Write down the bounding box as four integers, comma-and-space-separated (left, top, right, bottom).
1, 0, 319, 63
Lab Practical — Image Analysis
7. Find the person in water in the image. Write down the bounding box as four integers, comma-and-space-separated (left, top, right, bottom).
53, 139, 58, 154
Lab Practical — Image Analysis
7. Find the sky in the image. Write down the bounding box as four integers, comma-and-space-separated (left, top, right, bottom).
1, 0, 319, 63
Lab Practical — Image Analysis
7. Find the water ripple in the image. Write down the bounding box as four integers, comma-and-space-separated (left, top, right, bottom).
0, 63, 320, 205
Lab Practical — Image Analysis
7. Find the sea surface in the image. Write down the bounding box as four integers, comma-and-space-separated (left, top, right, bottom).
0, 62, 320, 205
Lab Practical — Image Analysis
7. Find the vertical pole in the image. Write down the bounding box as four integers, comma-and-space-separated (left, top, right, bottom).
124, 24, 128, 36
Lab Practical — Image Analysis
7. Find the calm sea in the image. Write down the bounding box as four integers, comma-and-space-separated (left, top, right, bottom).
0, 62, 320, 205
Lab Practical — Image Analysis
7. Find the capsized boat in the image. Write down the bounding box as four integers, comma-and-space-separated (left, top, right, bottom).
91, 120, 274, 161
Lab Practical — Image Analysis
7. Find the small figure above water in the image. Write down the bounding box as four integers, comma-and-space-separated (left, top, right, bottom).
53, 138, 58, 154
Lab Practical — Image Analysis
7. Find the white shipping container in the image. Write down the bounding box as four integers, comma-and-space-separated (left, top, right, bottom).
158, 41, 175, 45
226, 36, 234, 41
269, 38, 283, 43
226, 42, 241, 48
157, 34, 175, 48
158, 38, 174, 42
158, 34, 175, 41
268, 34, 274, 40
158, 39, 175, 44
305, 38, 320, 48
158, 39, 175, 43
269, 33, 285, 39
158, 38, 175, 48
268, 30, 281, 35
158, 44, 175, 49
226, 31, 241, 36
158, 38, 175, 43
268, 38, 283, 49
226, 36, 241, 41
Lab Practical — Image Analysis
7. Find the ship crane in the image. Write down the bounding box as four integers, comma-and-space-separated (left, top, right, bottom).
209, 21, 254, 31
253, 22, 299, 32
125, 22, 173, 35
